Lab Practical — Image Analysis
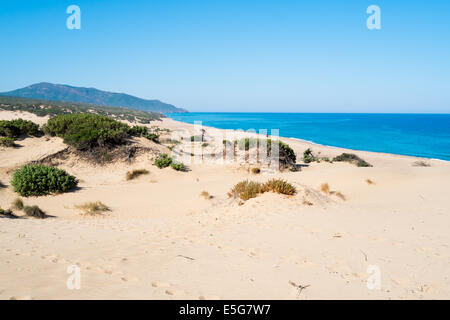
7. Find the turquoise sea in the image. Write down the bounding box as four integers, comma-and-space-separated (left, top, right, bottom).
166, 113, 450, 161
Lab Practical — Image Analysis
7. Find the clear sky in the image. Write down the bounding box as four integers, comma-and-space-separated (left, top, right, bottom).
1, 0, 449, 112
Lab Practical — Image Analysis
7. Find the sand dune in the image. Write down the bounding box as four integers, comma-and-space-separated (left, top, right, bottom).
1, 111, 449, 299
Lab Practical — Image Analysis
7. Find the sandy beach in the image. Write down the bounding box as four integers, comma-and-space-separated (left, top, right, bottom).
1, 111, 449, 300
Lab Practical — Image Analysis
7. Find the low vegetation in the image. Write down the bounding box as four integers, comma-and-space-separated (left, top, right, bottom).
11, 164, 78, 197
12, 198, 24, 210
0, 207, 17, 218
413, 160, 431, 167
154, 154, 186, 171
144, 133, 159, 143
335, 191, 346, 201
229, 180, 264, 201
154, 153, 173, 168
0, 95, 162, 123
0, 137, 15, 147
0, 118, 40, 138
75, 201, 110, 216
23, 205, 47, 219
303, 148, 318, 163
126, 169, 149, 181
190, 135, 203, 142
170, 162, 186, 171
229, 179, 296, 201
43, 114, 133, 150
251, 167, 261, 174
262, 178, 297, 195
234, 138, 297, 170
200, 191, 212, 199
333, 153, 372, 167
320, 183, 330, 195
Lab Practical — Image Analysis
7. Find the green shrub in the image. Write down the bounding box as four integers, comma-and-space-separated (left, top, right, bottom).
0, 137, 15, 147
143, 133, 160, 143
154, 153, 173, 168
43, 114, 132, 150
170, 162, 185, 171
11, 165, 78, 197
278, 141, 296, 166
333, 153, 372, 167
303, 148, 317, 163
0, 119, 40, 138
23, 205, 46, 219
190, 135, 203, 142
128, 125, 148, 136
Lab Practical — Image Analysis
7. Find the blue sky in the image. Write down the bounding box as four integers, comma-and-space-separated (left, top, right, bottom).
1, 0, 449, 112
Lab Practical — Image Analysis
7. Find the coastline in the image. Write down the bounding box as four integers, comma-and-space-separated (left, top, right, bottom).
164, 113, 450, 162
161, 117, 450, 166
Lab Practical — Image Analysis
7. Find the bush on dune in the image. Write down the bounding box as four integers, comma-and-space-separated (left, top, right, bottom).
0, 137, 15, 147
126, 169, 149, 180
12, 198, 24, 210
43, 114, 133, 150
23, 205, 47, 219
0, 207, 17, 218
303, 148, 318, 163
11, 164, 78, 197
229, 179, 296, 201
170, 162, 186, 171
262, 178, 296, 195
154, 153, 173, 168
229, 180, 264, 201
0, 119, 40, 138
333, 153, 372, 167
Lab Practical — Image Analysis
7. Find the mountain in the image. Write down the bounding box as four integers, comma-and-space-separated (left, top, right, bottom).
1, 82, 188, 113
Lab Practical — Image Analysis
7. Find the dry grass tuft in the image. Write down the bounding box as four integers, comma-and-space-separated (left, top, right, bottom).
229, 180, 263, 201
335, 191, 346, 201
302, 198, 313, 206
12, 198, 24, 210
200, 191, 212, 200
366, 179, 375, 185
23, 205, 46, 219
251, 167, 261, 174
320, 183, 330, 195
75, 201, 110, 216
229, 179, 296, 201
0, 207, 18, 218
263, 179, 296, 195
126, 169, 149, 181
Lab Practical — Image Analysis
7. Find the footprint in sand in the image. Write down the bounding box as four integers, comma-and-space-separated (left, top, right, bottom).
9, 296, 33, 300
165, 289, 185, 296
152, 281, 171, 288
121, 276, 139, 282
199, 295, 220, 300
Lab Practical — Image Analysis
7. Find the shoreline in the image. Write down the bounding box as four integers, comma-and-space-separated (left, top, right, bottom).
162, 117, 450, 164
